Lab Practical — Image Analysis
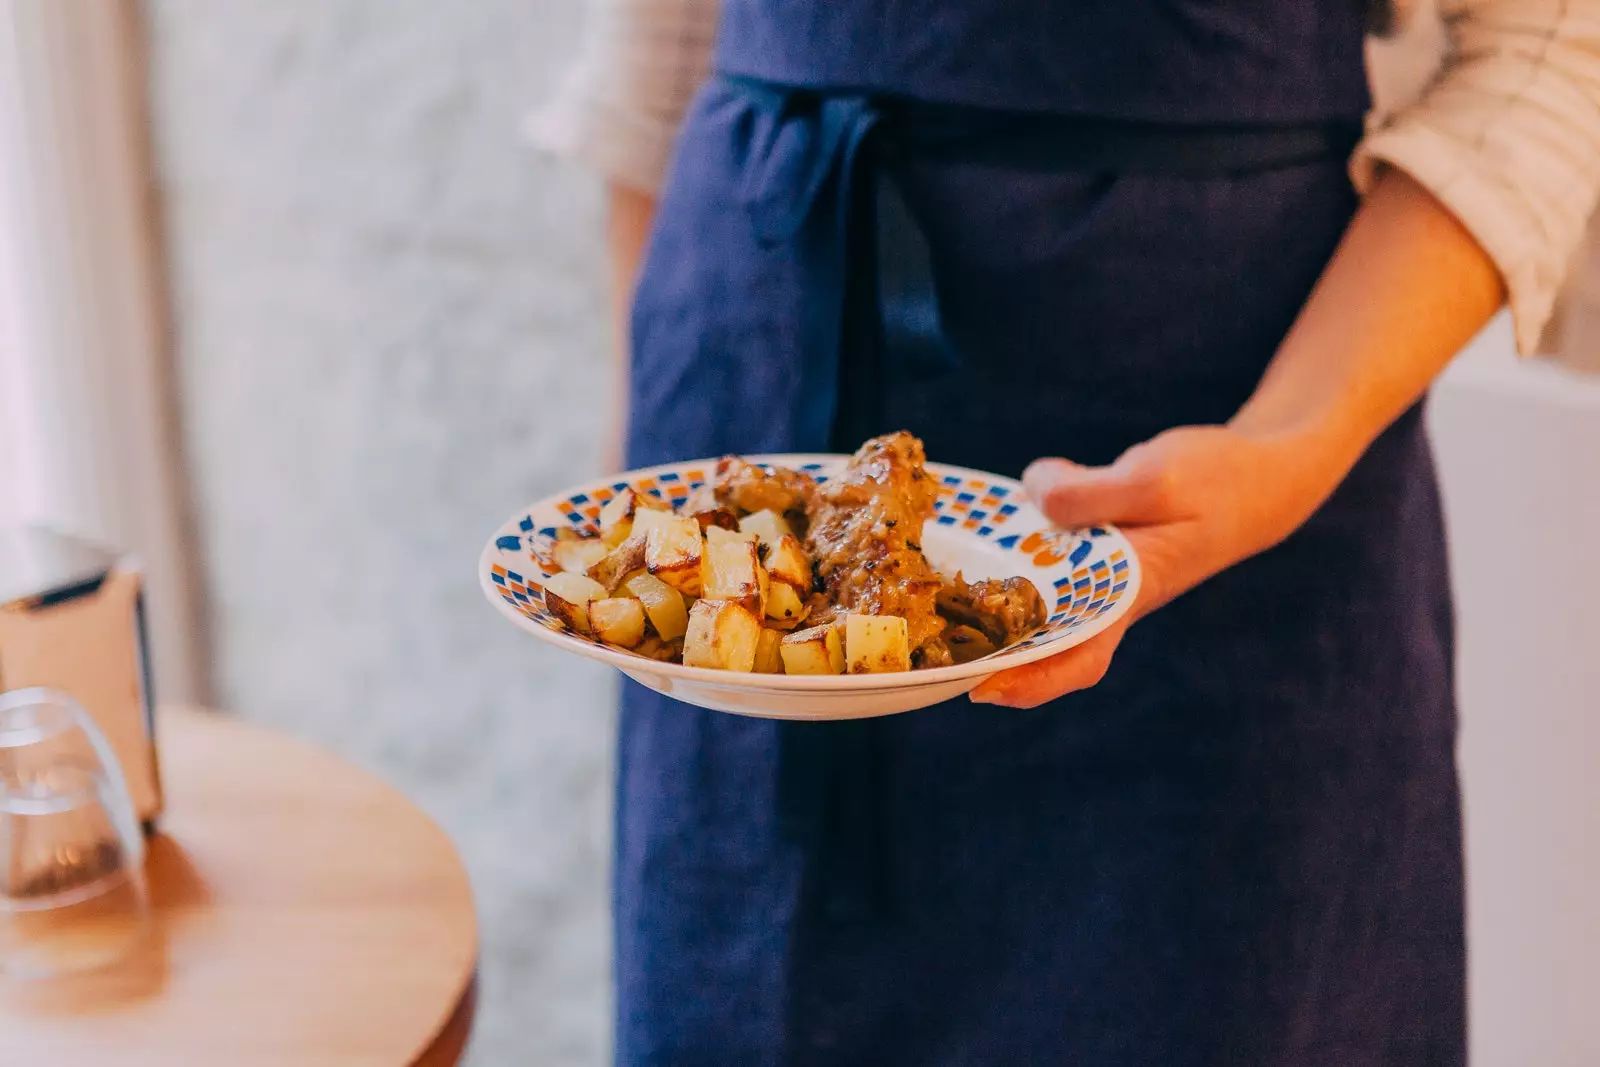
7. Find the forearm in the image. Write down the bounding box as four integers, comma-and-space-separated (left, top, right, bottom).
605, 182, 657, 468
1232, 168, 1506, 481
986, 169, 1509, 705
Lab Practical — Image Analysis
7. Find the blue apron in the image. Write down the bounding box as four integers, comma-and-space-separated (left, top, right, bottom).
619, 3, 1465, 1065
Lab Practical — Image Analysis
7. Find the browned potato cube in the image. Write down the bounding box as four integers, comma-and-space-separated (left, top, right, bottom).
542, 572, 607, 634
764, 534, 811, 590
590, 597, 647, 648
764, 580, 809, 628
632, 633, 683, 662
623, 572, 689, 642
682, 599, 762, 672
738, 508, 792, 549
753, 628, 784, 674
644, 515, 704, 597
587, 535, 647, 593
701, 538, 762, 613
629, 507, 678, 546
599, 487, 671, 546
691, 508, 740, 532
779, 622, 845, 675
705, 525, 758, 547
844, 614, 910, 674
553, 538, 610, 575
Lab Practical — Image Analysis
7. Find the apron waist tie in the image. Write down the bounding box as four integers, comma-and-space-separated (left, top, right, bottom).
723, 72, 1363, 922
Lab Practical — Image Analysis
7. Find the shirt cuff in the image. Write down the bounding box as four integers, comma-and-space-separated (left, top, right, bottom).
524, 76, 683, 195
1353, 122, 1575, 357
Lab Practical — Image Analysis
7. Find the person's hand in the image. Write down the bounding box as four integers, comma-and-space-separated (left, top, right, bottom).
965, 172, 1507, 709
968, 423, 1352, 708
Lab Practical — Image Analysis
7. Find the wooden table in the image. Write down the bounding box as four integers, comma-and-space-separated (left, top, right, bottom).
1, 707, 479, 1066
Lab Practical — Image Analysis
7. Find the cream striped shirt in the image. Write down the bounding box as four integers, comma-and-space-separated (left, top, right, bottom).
529, 0, 1600, 357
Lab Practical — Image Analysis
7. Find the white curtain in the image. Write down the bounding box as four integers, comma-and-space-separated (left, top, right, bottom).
0, 150, 25, 530
0, 0, 205, 702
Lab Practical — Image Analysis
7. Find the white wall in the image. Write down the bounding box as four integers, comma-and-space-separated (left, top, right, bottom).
142, 2, 616, 1064
1432, 317, 1600, 1067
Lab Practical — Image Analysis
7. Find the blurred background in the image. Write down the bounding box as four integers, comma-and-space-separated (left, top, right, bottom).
0, 2, 1595, 1065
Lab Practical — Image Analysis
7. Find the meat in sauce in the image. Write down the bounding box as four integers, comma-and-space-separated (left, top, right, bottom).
672, 431, 1045, 670
804, 432, 948, 658
698, 456, 815, 530
935, 573, 1047, 648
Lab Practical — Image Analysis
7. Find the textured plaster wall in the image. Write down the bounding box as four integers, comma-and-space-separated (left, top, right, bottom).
143, 3, 615, 1063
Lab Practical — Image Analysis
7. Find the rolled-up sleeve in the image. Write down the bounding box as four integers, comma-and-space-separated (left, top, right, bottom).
1353, 0, 1600, 355
525, 0, 719, 194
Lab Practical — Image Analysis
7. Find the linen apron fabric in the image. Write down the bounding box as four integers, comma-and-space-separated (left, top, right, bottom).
617, 3, 1465, 1066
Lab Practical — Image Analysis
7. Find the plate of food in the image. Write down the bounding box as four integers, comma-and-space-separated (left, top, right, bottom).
479, 432, 1139, 719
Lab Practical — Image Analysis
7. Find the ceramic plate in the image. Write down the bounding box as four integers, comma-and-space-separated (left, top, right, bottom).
480, 455, 1139, 720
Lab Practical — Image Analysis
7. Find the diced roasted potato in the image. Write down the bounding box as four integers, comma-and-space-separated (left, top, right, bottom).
682, 599, 762, 672
691, 508, 740, 532
629, 507, 678, 546
623, 572, 689, 642
753, 628, 784, 674
764, 580, 810, 628
779, 622, 845, 675
764, 533, 811, 590
590, 597, 647, 648
701, 538, 762, 613
644, 515, 704, 596
598, 506, 632, 546
587, 535, 647, 593
598, 487, 667, 546
676, 481, 720, 515
705, 525, 759, 546
553, 538, 610, 575
739, 508, 793, 550
844, 613, 910, 674
554, 527, 583, 542
632, 633, 684, 662
945, 624, 998, 664
542, 572, 608, 633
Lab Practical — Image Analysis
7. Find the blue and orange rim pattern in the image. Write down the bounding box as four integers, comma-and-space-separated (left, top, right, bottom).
486, 456, 1135, 666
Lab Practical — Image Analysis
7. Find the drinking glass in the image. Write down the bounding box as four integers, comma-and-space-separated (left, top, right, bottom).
0, 687, 149, 978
